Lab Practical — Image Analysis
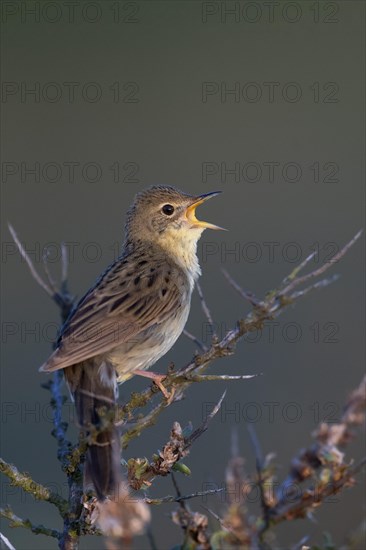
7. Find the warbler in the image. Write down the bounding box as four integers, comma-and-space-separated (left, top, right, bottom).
40, 186, 224, 500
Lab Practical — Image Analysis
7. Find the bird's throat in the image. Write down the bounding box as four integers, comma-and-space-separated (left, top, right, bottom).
157, 230, 202, 288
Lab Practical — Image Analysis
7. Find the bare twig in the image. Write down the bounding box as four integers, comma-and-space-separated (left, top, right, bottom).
184, 391, 226, 449
281, 250, 317, 286
183, 328, 208, 352
42, 247, 59, 295
247, 424, 270, 531
171, 472, 183, 501
182, 373, 260, 382
8, 224, 54, 297
0, 531, 16, 550
8, 224, 74, 316
222, 268, 262, 307
0, 507, 61, 540
247, 424, 264, 467
201, 505, 243, 544
289, 274, 340, 300
196, 281, 217, 340
201, 505, 223, 524
279, 230, 363, 297
145, 487, 224, 505
0, 458, 67, 515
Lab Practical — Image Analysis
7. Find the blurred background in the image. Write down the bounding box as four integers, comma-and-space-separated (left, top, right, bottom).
1, 1, 365, 548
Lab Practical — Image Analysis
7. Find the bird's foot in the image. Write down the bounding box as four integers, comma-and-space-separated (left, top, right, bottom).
134, 369, 175, 403
153, 376, 175, 405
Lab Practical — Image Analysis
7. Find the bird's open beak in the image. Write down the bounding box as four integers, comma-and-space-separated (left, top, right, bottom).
185, 191, 226, 231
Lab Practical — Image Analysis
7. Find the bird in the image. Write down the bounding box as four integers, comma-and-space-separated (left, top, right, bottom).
39, 185, 224, 502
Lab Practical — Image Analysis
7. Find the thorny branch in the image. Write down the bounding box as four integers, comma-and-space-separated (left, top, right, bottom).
1, 226, 364, 548
0, 507, 61, 540
120, 230, 363, 445
264, 376, 366, 533
126, 392, 226, 491
5, 226, 83, 550
170, 473, 212, 549
247, 424, 271, 532
0, 459, 68, 515
206, 376, 366, 549
145, 488, 224, 505
196, 281, 217, 341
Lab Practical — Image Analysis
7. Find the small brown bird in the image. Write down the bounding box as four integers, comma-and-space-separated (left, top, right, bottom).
40, 185, 223, 501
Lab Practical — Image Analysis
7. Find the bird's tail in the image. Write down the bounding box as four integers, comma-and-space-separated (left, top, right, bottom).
64, 360, 121, 500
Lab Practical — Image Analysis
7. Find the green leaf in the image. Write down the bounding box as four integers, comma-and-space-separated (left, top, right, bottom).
172, 463, 191, 476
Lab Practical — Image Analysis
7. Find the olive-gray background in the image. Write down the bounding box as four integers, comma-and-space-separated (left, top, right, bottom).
1, 1, 365, 548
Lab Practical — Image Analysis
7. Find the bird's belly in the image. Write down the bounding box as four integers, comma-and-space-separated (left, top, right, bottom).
107, 302, 190, 383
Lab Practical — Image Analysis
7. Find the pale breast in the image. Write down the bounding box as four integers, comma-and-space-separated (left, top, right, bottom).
108, 297, 191, 383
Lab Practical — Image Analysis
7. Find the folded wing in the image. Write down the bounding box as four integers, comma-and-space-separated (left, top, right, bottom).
40, 257, 183, 372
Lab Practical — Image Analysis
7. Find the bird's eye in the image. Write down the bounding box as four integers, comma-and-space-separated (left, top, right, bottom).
162, 204, 175, 216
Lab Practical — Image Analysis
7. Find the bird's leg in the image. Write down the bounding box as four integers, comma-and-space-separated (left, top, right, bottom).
133, 369, 174, 402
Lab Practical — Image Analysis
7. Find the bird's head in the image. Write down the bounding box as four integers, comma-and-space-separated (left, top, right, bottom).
124, 186, 225, 275
125, 185, 224, 244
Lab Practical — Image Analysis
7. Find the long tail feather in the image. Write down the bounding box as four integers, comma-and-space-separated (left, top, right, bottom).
65, 360, 120, 499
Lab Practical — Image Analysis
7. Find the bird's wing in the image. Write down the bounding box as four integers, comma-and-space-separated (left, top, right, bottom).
40, 256, 184, 372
